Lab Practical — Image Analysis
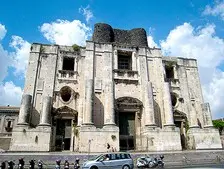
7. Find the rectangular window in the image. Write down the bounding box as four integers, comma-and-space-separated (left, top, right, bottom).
62, 57, 74, 71
7, 121, 12, 128
165, 65, 174, 79
118, 52, 132, 70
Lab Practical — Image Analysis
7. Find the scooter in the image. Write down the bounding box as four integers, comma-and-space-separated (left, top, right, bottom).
136, 155, 164, 168
64, 160, 69, 169
7, 161, 15, 169
29, 160, 35, 169
0, 161, 6, 169
55, 160, 61, 169
18, 158, 24, 169
37, 160, 43, 169
74, 158, 80, 169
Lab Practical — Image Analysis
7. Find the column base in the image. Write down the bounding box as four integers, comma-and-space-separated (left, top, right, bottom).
38, 123, 51, 127
164, 124, 175, 127
189, 125, 200, 128
145, 124, 157, 130
17, 122, 29, 126
104, 123, 116, 126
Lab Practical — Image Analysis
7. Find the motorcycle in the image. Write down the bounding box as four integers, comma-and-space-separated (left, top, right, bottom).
55, 160, 61, 169
37, 160, 43, 169
7, 161, 15, 169
29, 160, 35, 169
0, 161, 6, 169
74, 158, 80, 169
136, 155, 164, 168
18, 158, 24, 169
64, 160, 69, 169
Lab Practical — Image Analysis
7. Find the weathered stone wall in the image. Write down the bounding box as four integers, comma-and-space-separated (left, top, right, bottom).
79, 125, 119, 152
188, 128, 222, 149
92, 23, 148, 47
142, 127, 182, 151
10, 126, 51, 151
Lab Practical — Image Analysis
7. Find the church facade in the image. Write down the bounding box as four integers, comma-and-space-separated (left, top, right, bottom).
7, 23, 222, 152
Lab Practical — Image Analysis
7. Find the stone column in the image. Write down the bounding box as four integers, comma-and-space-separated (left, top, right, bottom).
39, 96, 52, 126
18, 94, 32, 125
83, 79, 94, 125
202, 103, 213, 128
163, 82, 175, 126
144, 82, 156, 126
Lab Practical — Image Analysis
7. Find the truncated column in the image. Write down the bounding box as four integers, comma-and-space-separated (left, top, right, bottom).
202, 103, 213, 127
163, 82, 175, 126
144, 82, 156, 126
39, 96, 52, 126
18, 94, 32, 125
83, 79, 94, 125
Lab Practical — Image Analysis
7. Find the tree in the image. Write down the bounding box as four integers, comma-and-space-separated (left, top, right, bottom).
212, 120, 224, 134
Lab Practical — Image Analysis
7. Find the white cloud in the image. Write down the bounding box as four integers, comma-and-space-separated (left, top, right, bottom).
0, 81, 23, 106
40, 19, 91, 46
79, 5, 93, 23
147, 36, 158, 48
0, 24, 11, 82
0, 24, 30, 107
10, 36, 31, 76
160, 22, 224, 119
203, 1, 224, 20
0, 24, 7, 40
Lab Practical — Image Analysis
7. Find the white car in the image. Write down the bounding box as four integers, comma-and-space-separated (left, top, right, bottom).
82, 153, 134, 169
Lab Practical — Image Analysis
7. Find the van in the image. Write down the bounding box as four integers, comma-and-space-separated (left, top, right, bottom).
82, 153, 134, 169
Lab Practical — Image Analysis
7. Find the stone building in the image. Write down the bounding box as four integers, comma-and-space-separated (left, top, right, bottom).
0, 106, 19, 150
6, 23, 222, 152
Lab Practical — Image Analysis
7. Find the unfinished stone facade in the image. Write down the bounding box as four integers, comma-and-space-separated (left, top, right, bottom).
8, 23, 221, 152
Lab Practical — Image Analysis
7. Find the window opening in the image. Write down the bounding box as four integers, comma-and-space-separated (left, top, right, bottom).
171, 93, 177, 107
165, 65, 174, 79
60, 86, 72, 102
63, 57, 74, 71
7, 121, 12, 128
118, 52, 132, 70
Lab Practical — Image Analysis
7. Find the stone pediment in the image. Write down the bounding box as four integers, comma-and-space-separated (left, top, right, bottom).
54, 106, 77, 118
116, 97, 143, 106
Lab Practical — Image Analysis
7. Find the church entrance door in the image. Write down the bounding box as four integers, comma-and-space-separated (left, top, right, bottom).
119, 112, 135, 151
55, 119, 71, 151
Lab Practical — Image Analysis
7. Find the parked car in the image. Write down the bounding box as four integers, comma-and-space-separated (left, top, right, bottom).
82, 153, 134, 169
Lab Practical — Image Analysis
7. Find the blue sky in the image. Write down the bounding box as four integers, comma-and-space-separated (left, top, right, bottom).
1, 0, 224, 119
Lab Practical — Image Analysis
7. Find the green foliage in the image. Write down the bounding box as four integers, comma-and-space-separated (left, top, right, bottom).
212, 120, 224, 134
72, 44, 80, 52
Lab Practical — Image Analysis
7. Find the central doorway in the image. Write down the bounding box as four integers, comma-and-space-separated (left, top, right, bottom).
55, 119, 71, 151
116, 97, 143, 151
119, 112, 135, 151
173, 110, 187, 150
